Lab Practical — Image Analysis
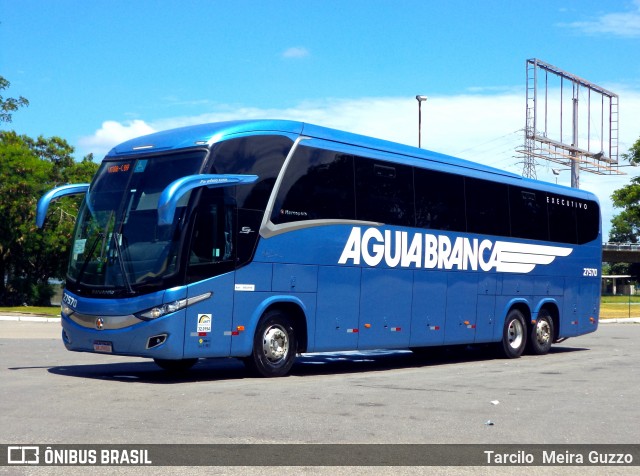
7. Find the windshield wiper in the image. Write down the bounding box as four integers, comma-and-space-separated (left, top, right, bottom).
112, 233, 135, 295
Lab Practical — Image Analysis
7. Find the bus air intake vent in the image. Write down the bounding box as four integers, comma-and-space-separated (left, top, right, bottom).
147, 334, 168, 349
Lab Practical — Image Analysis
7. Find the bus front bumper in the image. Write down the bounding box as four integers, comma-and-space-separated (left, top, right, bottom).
60, 311, 186, 360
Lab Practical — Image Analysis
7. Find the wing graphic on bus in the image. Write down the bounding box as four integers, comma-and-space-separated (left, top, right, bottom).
492, 241, 573, 274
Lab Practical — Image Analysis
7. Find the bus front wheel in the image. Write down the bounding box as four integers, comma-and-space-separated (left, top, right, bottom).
244, 310, 297, 377
498, 309, 527, 358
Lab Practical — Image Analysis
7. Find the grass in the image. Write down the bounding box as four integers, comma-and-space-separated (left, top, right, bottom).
0, 306, 61, 317
601, 295, 640, 304
600, 295, 640, 318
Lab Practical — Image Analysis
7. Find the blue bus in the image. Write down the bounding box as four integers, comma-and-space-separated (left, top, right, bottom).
37, 120, 601, 377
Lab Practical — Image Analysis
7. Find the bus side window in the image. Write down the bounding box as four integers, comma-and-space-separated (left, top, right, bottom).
465, 177, 510, 237
271, 146, 356, 224
209, 135, 293, 211
548, 196, 578, 244
414, 168, 465, 232
509, 187, 549, 241
188, 189, 235, 278
355, 157, 414, 226
577, 200, 600, 244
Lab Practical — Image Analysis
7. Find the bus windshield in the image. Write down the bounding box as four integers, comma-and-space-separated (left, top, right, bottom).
67, 151, 206, 295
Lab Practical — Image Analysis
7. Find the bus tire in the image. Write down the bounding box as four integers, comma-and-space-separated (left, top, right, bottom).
153, 358, 198, 373
498, 309, 527, 358
527, 310, 554, 355
245, 310, 297, 377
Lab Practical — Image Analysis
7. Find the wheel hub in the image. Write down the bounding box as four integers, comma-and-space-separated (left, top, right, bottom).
262, 325, 288, 362
536, 320, 551, 345
507, 319, 524, 349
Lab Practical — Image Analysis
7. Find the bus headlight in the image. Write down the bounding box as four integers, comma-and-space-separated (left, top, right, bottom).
139, 299, 187, 319
137, 292, 212, 320
61, 303, 74, 317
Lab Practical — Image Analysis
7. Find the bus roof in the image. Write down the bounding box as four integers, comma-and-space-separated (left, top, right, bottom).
106, 119, 598, 202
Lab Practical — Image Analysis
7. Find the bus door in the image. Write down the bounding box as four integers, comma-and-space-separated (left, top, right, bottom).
358, 268, 412, 349
182, 187, 237, 358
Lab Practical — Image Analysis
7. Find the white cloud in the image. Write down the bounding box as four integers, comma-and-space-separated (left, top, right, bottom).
77, 120, 156, 156
282, 46, 310, 59
559, 0, 640, 38
76, 88, 640, 239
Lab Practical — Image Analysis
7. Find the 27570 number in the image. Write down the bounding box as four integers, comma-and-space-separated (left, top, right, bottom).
583, 268, 598, 277
62, 292, 78, 308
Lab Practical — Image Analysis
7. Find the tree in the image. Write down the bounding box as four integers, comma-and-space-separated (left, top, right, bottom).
0, 132, 98, 305
0, 78, 98, 305
0, 76, 29, 123
609, 138, 640, 243
622, 137, 640, 165
607, 137, 640, 280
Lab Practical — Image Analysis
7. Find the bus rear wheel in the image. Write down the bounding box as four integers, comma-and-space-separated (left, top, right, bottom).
527, 310, 554, 355
498, 309, 527, 358
244, 310, 297, 377
153, 358, 198, 373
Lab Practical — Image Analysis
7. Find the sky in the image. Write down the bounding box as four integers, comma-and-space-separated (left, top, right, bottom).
2, 0, 640, 239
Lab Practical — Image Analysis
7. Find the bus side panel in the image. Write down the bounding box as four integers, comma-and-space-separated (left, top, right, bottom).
443, 273, 478, 345
560, 277, 581, 337
409, 270, 446, 347
474, 275, 498, 343
314, 266, 360, 352
229, 292, 316, 357
475, 295, 497, 343
230, 292, 275, 356
358, 268, 412, 349
579, 277, 600, 335
183, 273, 235, 358
272, 264, 318, 293
501, 275, 534, 298
534, 276, 565, 297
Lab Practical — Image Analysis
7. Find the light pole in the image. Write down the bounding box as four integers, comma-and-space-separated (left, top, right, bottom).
628, 279, 632, 319
416, 95, 428, 148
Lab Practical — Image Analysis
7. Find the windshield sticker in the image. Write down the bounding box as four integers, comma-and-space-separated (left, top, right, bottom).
134, 160, 148, 173
338, 227, 572, 274
73, 239, 86, 256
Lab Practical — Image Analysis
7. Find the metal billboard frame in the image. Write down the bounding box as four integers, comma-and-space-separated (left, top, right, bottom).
520, 58, 622, 187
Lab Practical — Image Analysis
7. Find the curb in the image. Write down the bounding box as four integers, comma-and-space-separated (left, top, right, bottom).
600, 317, 640, 324
0, 315, 61, 323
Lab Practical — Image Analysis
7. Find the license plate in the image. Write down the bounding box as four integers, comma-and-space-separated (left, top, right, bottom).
93, 340, 113, 353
